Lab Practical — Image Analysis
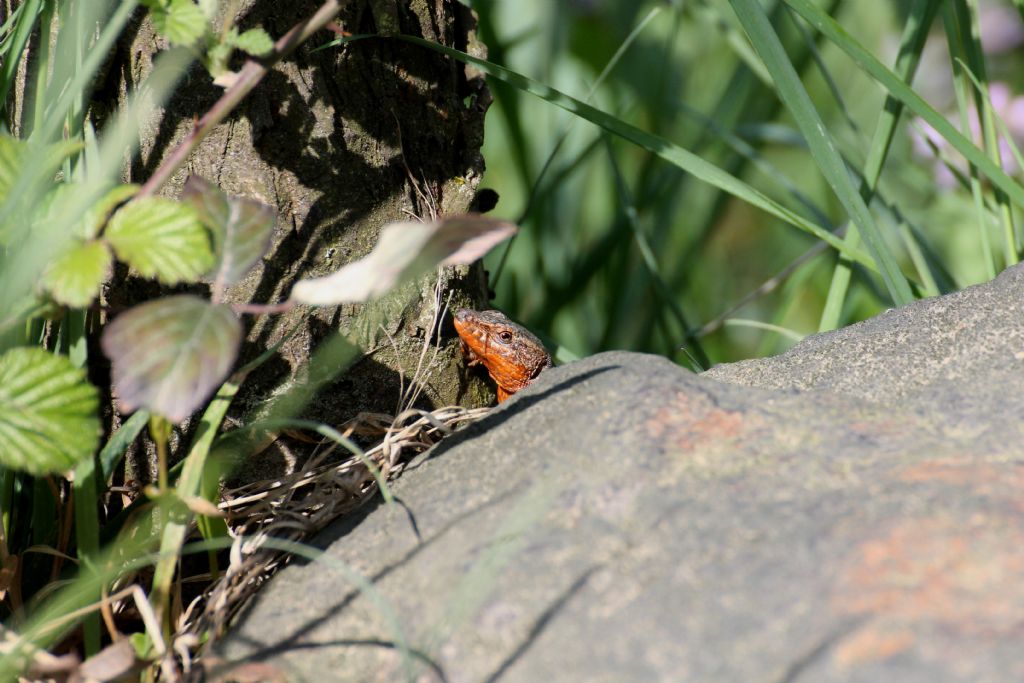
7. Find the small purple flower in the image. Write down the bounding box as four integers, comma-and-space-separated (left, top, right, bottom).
907, 2, 1024, 189
911, 81, 1024, 189
978, 1, 1024, 54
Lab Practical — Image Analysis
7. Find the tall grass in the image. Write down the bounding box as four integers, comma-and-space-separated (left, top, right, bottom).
473, 0, 1024, 365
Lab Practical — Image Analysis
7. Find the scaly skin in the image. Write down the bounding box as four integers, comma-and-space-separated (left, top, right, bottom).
453, 309, 552, 402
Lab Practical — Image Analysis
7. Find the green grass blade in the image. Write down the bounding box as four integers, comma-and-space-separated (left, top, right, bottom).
395, 35, 881, 274
898, 220, 940, 297
151, 364, 245, 628
783, 0, 1024, 211
861, 0, 939, 196
495, 6, 662, 286
0, 0, 42, 118
99, 410, 150, 482
521, 4, 661, 221
729, 0, 913, 306
603, 135, 710, 369
38, 1, 137, 144
724, 317, 805, 343
952, 0, 1018, 265
819, 0, 939, 330
944, 5, 997, 280
72, 455, 102, 655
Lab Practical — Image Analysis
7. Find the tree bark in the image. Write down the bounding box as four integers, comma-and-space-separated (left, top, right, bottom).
100, 0, 496, 480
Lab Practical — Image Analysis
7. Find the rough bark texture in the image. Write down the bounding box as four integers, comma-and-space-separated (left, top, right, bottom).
98, 1, 496, 480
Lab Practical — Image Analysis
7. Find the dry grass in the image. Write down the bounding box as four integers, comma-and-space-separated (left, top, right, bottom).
169, 403, 489, 676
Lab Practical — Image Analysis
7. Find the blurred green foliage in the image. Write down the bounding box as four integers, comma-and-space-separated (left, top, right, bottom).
473, 0, 1024, 367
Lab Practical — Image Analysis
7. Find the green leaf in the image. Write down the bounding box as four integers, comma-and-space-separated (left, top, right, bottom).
231, 27, 273, 57
83, 184, 139, 239
151, 0, 207, 47
41, 241, 112, 308
28, 183, 136, 247
290, 215, 517, 305
204, 37, 233, 77
105, 197, 214, 285
819, 0, 940, 332
181, 175, 275, 290
728, 0, 913, 306
0, 348, 99, 475
100, 295, 242, 423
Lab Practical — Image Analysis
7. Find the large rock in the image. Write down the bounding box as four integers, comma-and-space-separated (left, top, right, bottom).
215, 266, 1024, 682
703, 262, 1024, 431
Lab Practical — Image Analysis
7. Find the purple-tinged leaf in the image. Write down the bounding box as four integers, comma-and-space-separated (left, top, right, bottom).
290, 214, 516, 305
434, 215, 521, 265
101, 295, 242, 422
181, 175, 275, 292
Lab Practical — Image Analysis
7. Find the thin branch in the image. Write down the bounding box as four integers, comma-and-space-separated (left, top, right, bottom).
231, 301, 295, 316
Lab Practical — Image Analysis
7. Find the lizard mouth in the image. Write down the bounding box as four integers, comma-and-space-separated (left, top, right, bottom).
453, 309, 479, 337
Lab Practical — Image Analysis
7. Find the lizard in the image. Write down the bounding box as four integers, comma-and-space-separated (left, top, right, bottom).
453, 308, 553, 402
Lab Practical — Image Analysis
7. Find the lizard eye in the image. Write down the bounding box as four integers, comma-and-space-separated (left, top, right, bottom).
499, 330, 513, 342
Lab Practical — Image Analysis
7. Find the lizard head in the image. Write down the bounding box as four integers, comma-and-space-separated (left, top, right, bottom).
454, 309, 552, 401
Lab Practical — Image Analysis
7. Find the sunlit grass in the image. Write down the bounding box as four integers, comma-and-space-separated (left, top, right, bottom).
475, 0, 1024, 363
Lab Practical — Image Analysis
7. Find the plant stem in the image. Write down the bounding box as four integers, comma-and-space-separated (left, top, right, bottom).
149, 416, 171, 493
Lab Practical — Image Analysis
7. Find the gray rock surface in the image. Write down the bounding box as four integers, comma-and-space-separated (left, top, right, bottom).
215, 266, 1024, 682
704, 263, 1024, 427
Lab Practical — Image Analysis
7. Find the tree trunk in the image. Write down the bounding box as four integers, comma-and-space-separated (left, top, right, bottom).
99, 0, 496, 481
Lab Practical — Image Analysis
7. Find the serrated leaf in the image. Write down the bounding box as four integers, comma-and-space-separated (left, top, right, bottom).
151, 0, 207, 47
31, 183, 138, 244
181, 175, 274, 288
0, 348, 99, 475
41, 241, 112, 308
83, 184, 139, 239
101, 295, 242, 422
106, 197, 214, 285
231, 27, 274, 56
290, 215, 516, 305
